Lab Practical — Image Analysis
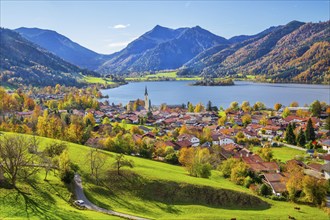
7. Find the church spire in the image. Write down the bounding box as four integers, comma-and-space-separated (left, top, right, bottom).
145, 86, 148, 96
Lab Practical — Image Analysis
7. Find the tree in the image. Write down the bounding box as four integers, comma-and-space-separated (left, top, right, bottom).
241, 101, 250, 112
259, 183, 272, 196
206, 100, 212, 111
289, 101, 299, 107
256, 147, 273, 162
102, 117, 111, 125
179, 125, 188, 135
218, 115, 227, 126
59, 149, 74, 183
44, 142, 67, 158
282, 107, 290, 118
41, 153, 54, 181
296, 129, 306, 147
241, 114, 252, 126
285, 160, 304, 201
229, 101, 239, 111
66, 123, 85, 144
0, 135, 39, 186
305, 118, 315, 142
83, 112, 95, 127
302, 175, 327, 205
274, 103, 282, 111
179, 147, 212, 178
194, 103, 203, 113
259, 116, 268, 126
253, 101, 265, 111
113, 154, 134, 175
324, 116, 330, 130
310, 100, 321, 117
218, 158, 237, 178
230, 161, 248, 185
285, 123, 296, 145
188, 103, 194, 112
87, 149, 107, 183
201, 127, 212, 143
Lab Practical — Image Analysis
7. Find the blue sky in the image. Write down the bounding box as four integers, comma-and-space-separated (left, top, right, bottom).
1, 1, 329, 54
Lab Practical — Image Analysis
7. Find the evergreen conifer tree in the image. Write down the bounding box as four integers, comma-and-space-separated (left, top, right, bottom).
305, 118, 315, 141
285, 123, 296, 145
297, 128, 306, 147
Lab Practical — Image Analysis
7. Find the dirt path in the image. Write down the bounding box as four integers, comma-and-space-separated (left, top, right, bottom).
73, 174, 148, 220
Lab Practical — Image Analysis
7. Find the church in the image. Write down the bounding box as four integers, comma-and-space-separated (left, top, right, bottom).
144, 86, 151, 112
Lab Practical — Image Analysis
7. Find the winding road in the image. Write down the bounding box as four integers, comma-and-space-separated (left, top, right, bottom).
73, 174, 148, 220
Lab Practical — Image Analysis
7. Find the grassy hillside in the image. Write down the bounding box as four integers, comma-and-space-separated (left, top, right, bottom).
1, 132, 329, 220
0, 170, 120, 219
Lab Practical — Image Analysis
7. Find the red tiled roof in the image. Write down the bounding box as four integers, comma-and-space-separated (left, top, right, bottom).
307, 163, 323, 172
248, 162, 279, 173
175, 140, 192, 148
263, 173, 287, 182
270, 182, 287, 193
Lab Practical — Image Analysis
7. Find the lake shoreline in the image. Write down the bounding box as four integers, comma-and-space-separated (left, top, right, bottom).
100, 80, 329, 108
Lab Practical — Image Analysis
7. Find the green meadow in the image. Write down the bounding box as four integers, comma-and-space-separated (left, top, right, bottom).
253, 146, 307, 162
125, 71, 202, 81
83, 76, 116, 85
0, 132, 328, 219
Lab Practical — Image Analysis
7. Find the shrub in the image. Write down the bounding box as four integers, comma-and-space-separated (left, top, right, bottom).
269, 195, 287, 201
244, 176, 253, 188
60, 169, 75, 184
259, 184, 272, 196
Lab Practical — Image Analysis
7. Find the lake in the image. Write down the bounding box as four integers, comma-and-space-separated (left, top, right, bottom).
101, 81, 330, 108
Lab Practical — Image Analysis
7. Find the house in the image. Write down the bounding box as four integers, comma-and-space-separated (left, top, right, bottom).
16, 111, 33, 118
132, 134, 143, 142
321, 139, 330, 154
85, 138, 102, 148
321, 163, 330, 179
142, 132, 156, 139
322, 154, 330, 164
304, 163, 324, 179
128, 115, 139, 124
177, 134, 200, 147
218, 134, 235, 146
138, 126, 151, 134
262, 173, 289, 196
263, 125, 283, 136
248, 162, 280, 173
175, 140, 192, 149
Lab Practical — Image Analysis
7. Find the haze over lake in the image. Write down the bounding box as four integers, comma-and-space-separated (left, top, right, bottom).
101, 81, 330, 108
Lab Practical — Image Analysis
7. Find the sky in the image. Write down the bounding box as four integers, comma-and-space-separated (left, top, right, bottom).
1, 1, 329, 54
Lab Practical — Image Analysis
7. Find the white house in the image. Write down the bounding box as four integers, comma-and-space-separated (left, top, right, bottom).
321, 139, 330, 154
177, 134, 200, 147
212, 134, 235, 146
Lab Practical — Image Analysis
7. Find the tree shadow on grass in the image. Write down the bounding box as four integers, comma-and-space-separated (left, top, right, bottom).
109, 171, 271, 211
85, 183, 156, 217
14, 187, 53, 220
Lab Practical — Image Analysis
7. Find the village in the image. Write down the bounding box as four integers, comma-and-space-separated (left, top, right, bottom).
3, 85, 330, 200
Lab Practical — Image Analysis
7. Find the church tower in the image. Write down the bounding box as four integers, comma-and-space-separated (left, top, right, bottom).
144, 86, 149, 111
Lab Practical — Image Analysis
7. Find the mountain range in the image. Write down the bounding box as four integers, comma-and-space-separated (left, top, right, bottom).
1, 20, 329, 87
0, 28, 96, 87
15, 27, 113, 70
179, 21, 330, 83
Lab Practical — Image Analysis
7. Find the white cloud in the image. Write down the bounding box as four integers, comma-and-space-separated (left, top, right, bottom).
108, 41, 131, 48
112, 24, 130, 29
